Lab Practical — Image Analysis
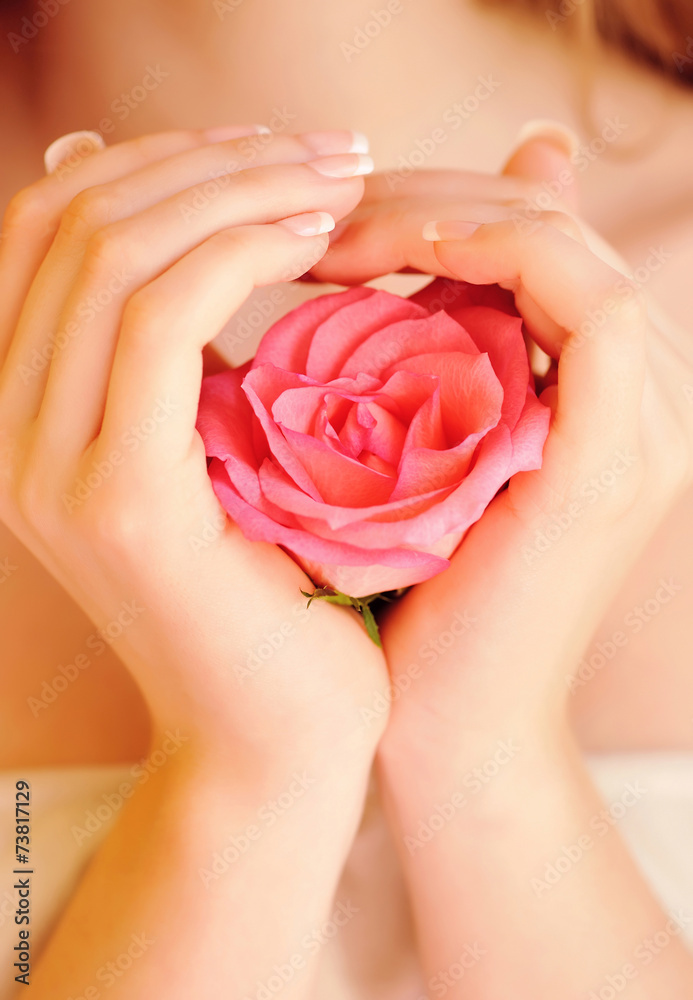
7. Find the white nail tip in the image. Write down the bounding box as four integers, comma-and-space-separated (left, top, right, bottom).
422, 221, 440, 241
514, 119, 580, 156
280, 212, 336, 236
44, 130, 106, 174
353, 154, 375, 176
349, 131, 370, 154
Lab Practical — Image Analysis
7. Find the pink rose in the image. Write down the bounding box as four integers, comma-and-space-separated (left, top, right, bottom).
196, 278, 550, 597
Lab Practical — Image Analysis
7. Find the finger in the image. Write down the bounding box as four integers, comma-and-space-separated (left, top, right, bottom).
1, 132, 369, 387
28, 162, 364, 463
426, 219, 647, 454
43, 130, 107, 175
501, 119, 581, 213
95, 219, 334, 472
0, 125, 271, 365
360, 168, 545, 205
311, 198, 585, 287
0, 154, 363, 434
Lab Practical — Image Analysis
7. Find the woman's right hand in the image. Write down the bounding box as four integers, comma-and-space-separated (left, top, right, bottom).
0, 126, 389, 767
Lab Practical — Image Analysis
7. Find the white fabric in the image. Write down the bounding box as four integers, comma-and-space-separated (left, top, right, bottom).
0, 754, 692, 997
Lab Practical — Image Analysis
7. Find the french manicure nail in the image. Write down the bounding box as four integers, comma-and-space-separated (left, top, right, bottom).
277, 212, 336, 236
300, 130, 370, 155
307, 154, 374, 178
422, 220, 482, 241
44, 131, 106, 174
513, 119, 580, 157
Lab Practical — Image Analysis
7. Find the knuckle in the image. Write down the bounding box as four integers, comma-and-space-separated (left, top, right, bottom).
608, 288, 649, 334
81, 493, 149, 552
121, 285, 166, 334
207, 227, 245, 255
59, 186, 120, 243
227, 165, 262, 200
539, 209, 584, 241
15, 467, 58, 534
3, 186, 49, 236
82, 222, 136, 282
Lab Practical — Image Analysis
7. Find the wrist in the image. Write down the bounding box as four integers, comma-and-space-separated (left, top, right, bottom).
377, 714, 574, 823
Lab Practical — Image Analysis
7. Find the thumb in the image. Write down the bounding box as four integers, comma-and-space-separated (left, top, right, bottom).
502, 119, 581, 213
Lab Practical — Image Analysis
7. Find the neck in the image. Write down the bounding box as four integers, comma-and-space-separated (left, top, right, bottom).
25, 0, 523, 143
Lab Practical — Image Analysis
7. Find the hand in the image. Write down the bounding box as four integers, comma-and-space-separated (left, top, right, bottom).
314, 132, 693, 999
307, 135, 693, 760
0, 127, 389, 766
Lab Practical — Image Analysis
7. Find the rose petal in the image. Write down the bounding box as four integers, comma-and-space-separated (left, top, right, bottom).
277, 426, 514, 552
196, 365, 266, 506
279, 425, 395, 506
306, 288, 424, 382
209, 458, 448, 596
391, 430, 486, 500
506, 387, 551, 474
340, 310, 478, 380
242, 367, 324, 501
451, 306, 530, 428
385, 352, 503, 443
253, 285, 374, 374
258, 459, 453, 530
410, 277, 517, 317
296, 555, 448, 598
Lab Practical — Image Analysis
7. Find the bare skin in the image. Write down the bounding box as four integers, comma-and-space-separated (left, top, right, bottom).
1, 0, 693, 996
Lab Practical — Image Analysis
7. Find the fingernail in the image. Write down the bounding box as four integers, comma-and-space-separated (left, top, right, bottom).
300, 130, 370, 155
204, 124, 272, 142
44, 130, 106, 174
277, 212, 335, 236
422, 220, 481, 242
306, 154, 374, 178
513, 119, 580, 157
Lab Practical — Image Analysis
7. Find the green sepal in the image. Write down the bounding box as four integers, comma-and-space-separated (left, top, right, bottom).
301, 585, 389, 646
359, 601, 382, 648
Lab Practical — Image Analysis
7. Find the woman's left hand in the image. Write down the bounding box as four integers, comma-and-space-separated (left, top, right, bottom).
310, 135, 693, 998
